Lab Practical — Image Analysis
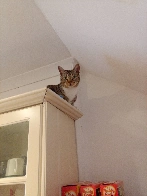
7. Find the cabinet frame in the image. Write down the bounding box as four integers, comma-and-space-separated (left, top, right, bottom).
0, 105, 43, 196
0, 88, 83, 196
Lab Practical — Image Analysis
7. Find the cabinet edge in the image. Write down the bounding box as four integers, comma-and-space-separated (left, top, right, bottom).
45, 89, 83, 120
0, 88, 46, 114
0, 88, 83, 120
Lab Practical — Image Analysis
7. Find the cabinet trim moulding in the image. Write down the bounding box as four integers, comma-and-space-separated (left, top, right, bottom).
45, 89, 83, 120
0, 88, 83, 120
0, 88, 46, 114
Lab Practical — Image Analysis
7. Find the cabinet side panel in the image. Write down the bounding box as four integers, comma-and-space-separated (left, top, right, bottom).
46, 103, 78, 196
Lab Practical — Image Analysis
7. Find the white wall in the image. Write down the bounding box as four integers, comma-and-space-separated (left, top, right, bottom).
76, 72, 147, 196
35, 0, 147, 95
1, 60, 147, 196
1, 0, 70, 80
0, 57, 73, 99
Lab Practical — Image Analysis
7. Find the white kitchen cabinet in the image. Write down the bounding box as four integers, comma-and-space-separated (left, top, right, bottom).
0, 88, 82, 196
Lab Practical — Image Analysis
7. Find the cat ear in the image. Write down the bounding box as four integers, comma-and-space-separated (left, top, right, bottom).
58, 66, 65, 75
73, 64, 80, 73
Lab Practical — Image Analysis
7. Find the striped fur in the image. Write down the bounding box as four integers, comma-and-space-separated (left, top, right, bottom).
47, 64, 80, 105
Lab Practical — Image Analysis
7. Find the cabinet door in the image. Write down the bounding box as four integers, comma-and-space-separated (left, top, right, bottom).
45, 102, 78, 196
0, 105, 42, 196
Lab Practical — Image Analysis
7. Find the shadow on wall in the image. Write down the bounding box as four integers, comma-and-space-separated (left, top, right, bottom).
104, 54, 147, 95
76, 71, 147, 196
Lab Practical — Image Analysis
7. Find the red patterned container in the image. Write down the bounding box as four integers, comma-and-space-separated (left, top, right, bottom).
80, 183, 101, 196
100, 181, 124, 196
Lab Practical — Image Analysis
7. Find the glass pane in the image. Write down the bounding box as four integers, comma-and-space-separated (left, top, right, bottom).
0, 184, 25, 196
0, 121, 29, 178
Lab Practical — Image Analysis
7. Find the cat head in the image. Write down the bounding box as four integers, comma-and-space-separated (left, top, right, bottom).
58, 64, 80, 88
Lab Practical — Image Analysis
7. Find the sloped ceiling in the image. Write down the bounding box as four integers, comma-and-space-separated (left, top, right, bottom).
1, 0, 147, 95
35, 0, 147, 94
0, 0, 70, 80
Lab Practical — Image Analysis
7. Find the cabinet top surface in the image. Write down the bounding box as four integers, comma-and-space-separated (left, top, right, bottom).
0, 88, 83, 120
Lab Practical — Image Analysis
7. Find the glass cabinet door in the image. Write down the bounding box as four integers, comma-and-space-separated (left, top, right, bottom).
0, 121, 29, 178
0, 184, 25, 196
0, 105, 42, 196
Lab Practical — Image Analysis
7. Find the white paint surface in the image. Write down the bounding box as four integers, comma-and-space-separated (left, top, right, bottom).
0, 0, 70, 80
76, 72, 147, 196
1, 1, 147, 194
0, 58, 74, 99
1, 58, 147, 195
86, 74, 125, 99
35, 0, 147, 94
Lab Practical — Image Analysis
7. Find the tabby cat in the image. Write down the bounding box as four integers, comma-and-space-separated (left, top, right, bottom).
47, 64, 80, 105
